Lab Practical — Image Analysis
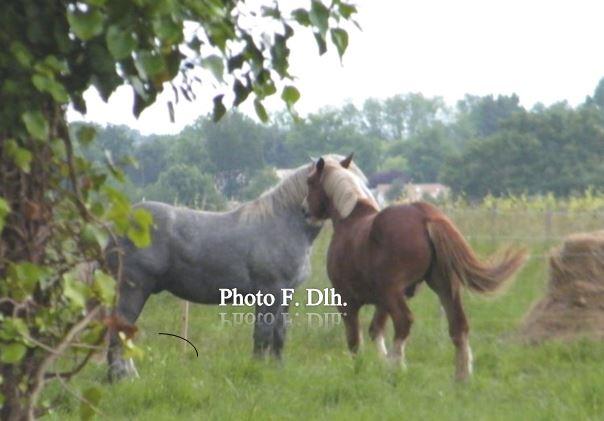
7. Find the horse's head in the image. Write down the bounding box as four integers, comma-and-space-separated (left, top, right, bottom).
302, 153, 377, 222
302, 156, 331, 222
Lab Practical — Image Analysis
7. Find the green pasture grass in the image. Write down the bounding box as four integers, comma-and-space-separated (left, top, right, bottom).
45, 220, 604, 420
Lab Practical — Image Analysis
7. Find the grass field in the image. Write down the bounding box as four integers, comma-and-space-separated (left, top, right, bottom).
46, 212, 604, 420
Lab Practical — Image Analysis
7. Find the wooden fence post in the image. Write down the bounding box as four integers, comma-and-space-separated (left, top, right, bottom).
490, 205, 497, 246
181, 300, 190, 353
545, 209, 552, 242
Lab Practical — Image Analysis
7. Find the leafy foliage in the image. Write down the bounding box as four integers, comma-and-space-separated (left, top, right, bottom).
444, 102, 604, 197
150, 164, 225, 209
89, 79, 604, 208
0, 0, 356, 418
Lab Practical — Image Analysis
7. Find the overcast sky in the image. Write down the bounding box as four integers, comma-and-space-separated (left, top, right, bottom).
67, 0, 604, 135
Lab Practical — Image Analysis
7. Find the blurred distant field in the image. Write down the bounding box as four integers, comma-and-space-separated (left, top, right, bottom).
46, 209, 604, 420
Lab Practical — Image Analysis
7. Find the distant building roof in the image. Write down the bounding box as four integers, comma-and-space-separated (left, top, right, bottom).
368, 170, 411, 188
404, 183, 450, 201
275, 168, 295, 180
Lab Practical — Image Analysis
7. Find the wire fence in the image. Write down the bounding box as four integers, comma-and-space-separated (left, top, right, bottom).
177, 208, 604, 344
443, 208, 604, 250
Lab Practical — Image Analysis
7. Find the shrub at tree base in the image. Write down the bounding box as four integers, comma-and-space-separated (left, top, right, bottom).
519, 231, 604, 343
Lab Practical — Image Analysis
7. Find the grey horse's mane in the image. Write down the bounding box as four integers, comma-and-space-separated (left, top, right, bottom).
238, 155, 372, 222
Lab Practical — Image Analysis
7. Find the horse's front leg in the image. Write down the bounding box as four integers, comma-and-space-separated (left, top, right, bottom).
271, 304, 290, 359
107, 277, 151, 382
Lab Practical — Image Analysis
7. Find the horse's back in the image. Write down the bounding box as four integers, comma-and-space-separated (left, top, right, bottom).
371, 203, 428, 247
369, 202, 433, 280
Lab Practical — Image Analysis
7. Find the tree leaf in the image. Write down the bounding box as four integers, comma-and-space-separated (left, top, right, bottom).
41, 55, 69, 74
133, 92, 147, 118
21, 111, 49, 141
4, 139, 32, 173
32, 74, 69, 103
227, 54, 245, 73
281, 85, 300, 110
153, 17, 183, 45
127, 208, 153, 248
338, 2, 357, 19
81, 223, 109, 249
136, 51, 166, 79
309, 1, 329, 36
212, 94, 226, 122
313, 32, 327, 55
261, 5, 281, 19
1, 343, 27, 364
271, 35, 289, 77
233, 79, 250, 107
105, 25, 136, 60
202, 55, 224, 82
76, 125, 97, 146
67, 9, 105, 41
0, 318, 29, 344
92, 271, 115, 305
63, 273, 89, 309
0, 197, 10, 233
7, 262, 48, 298
254, 98, 269, 123
10, 42, 33, 68
291, 9, 311, 26
72, 93, 87, 114
330, 28, 349, 60
89, 43, 122, 101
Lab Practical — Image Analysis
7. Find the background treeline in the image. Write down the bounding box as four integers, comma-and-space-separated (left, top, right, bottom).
73, 78, 604, 209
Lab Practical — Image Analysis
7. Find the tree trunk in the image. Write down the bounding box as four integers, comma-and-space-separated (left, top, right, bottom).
1, 107, 60, 420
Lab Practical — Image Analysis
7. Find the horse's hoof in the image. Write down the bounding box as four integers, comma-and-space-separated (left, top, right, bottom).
386, 353, 407, 370
454, 371, 471, 382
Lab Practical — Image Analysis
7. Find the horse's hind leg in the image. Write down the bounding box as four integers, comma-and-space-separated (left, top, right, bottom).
385, 293, 413, 367
341, 303, 362, 354
107, 273, 152, 382
253, 296, 283, 358
369, 307, 388, 358
427, 271, 472, 381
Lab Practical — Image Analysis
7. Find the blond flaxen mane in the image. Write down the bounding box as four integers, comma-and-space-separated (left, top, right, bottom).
321, 161, 379, 219
239, 155, 372, 222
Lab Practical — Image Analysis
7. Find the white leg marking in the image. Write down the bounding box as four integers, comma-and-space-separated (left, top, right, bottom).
389, 339, 407, 368
127, 358, 140, 378
455, 337, 472, 380
376, 334, 388, 358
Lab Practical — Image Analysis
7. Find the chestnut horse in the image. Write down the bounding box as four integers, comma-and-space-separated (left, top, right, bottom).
302, 155, 527, 380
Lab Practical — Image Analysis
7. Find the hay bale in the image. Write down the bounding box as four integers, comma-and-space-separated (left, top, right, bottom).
519, 230, 604, 343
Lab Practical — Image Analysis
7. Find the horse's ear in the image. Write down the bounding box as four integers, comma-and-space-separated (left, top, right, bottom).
316, 157, 325, 172
340, 152, 354, 168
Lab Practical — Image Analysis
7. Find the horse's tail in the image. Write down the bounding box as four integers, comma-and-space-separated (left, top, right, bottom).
416, 202, 527, 294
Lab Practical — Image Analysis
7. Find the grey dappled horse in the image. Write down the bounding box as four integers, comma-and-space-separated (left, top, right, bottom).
106, 155, 372, 381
